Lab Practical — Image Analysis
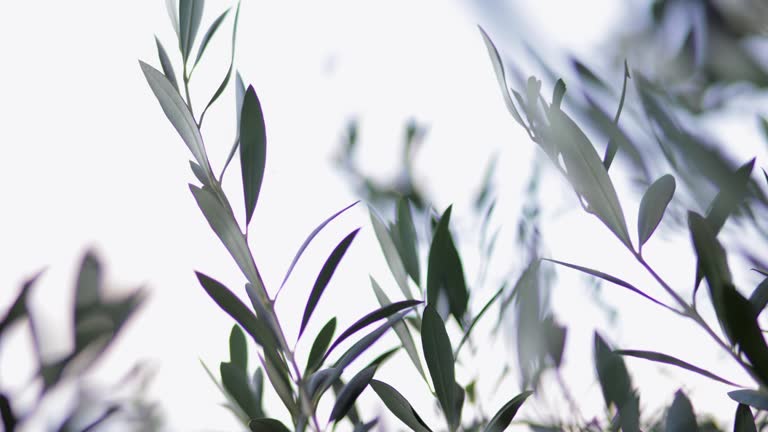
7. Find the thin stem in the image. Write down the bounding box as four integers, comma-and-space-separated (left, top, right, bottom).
183, 62, 195, 118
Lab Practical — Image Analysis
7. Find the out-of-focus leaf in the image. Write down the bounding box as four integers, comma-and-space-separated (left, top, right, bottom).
370, 380, 432, 432
729, 389, 768, 410
552, 79, 566, 110
544, 258, 676, 312
602, 61, 631, 171
484, 391, 533, 432
299, 228, 360, 338
280, 201, 359, 290
543, 317, 567, 368
421, 305, 458, 429
196, 272, 276, 353
749, 278, 768, 314
396, 198, 421, 285
616, 349, 740, 386
305, 317, 336, 375
221, 362, 259, 419
229, 325, 247, 370
140, 61, 212, 176
75, 251, 101, 313
666, 390, 698, 432
179, 0, 204, 62
324, 300, 421, 360
189, 185, 262, 290
734, 404, 756, 432
199, 1, 241, 121
547, 106, 632, 250
370, 208, 413, 300
455, 285, 504, 357
594, 333, 633, 414
329, 365, 377, 422
638, 174, 676, 250
165, 0, 180, 37
0, 393, 16, 432
155, 36, 179, 92
706, 158, 755, 233
426, 206, 468, 324
721, 285, 768, 386
0, 271, 42, 337
193, 7, 231, 67
370, 277, 426, 381
239, 85, 267, 227
478, 26, 525, 127
248, 418, 291, 432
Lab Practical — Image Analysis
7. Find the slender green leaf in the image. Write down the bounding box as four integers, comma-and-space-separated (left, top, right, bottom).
484, 391, 533, 432
594, 333, 633, 411
455, 285, 504, 357
193, 7, 231, 67
240, 85, 268, 227
364, 346, 400, 370
729, 389, 768, 410
249, 418, 291, 432
259, 353, 297, 418
324, 300, 421, 361
477, 26, 525, 127
547, 106, 632, 250
200, 359, 250, 424
334, 310, 411, 372
749, 277, 768, 314
140, 61, 212, 176
370, 208, 413, 299
602, 60, 631, 171
421, 305, 458, 429
721, 285, 768, 386
299, 228, 360, 338
666, 390, 698, 432
370, 380, 432, 432
370, 277, 426, 381
199, 1, 241, 121
329, 365, 378, 422
196, 272, 276, 352
734, 404, 756, 432
616, 349, 740, 386
165, 0, 180, 37
280, 201, 359, 289
396, 198, 421, 285
229, 325, 247, 370
552, 79, 566, 110
155, 36, 179, 92
306, 317, 336, 375
426, 206, 468, 324
179, 0, 204, 62
638, 174, 676, 249
190, 185, 261, 287
544, 258, 677, 313
221, 362, 259, 419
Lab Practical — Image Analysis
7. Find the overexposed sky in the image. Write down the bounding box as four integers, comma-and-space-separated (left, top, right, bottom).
0, 0, 760, 430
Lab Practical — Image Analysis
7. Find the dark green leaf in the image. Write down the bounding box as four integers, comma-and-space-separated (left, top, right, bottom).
616, 349, 740, 386
0, 271, 42, 337
721, 285, 768, 386
370, 208, 413, 299
421, 305, 458, 429
0, 393, 16, 432
484, 391, 533, 432
729, 389, 768, 410
221, 362, 259, 419
196, 272, 276, 352
200, 359, 250, 424
239, 85, 268, 227
396, 198, 421, 285
638, 174, 676, 250
306, 317, 336, 375
666, 390, 698, 432
602, 60, 631, 171
552, 79, 566, 110
329, 365, 378, 422
749, 277, 768, 314
249, 418, 291, 432
544, 258, 677, 313
299, 228, 360, 338
154, 36, 179, 92
199, 1, 241, 122
734, 404, 756, 432
178, 0, 204, 62
75, 251, 101, 311
547, 106, 632, 250
140, 61, 212, 176
280, 201, 359, 289
229, 325, 248, 370
594, 332, 633, 411
333, 311, 411, 372
324, 300, 421, 361
477, 26, 525, 127
426, 206, 468, 324
370, 379, 432, 432
193, 8, 231, 67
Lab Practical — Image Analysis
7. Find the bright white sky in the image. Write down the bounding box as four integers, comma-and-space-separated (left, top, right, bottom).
0, 0, 760, 430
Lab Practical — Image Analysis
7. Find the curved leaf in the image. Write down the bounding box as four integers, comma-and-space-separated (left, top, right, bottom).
140, 61, 211, 176
749, 277, 768, 314
455, 285, 504, 357
240, 85, 267, 227
370, 208, 413, 299
477, 26, 525, 126
248, 418, 291, 432
396, 198, 421, 285
179, 0, 204, 62
421, 305, 457, 429
729, 389, 768, 410
0, 271, 41, 337
484, 391, 533, 432
299, 228, 360, 338
370, 380, 432, 432
199, 1, 241, 121
666, 390, 698, 432
229, 324, 248, 370
165, 0, 180, 37
426, 206, 468, 324
305, 317, 336, 375
154, 36, 179, 92
734, 404, 756, 432
329, 365, 377, 422
638, 174, 675, 249
615, 349, 740, 387
193, 8, 231, 67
